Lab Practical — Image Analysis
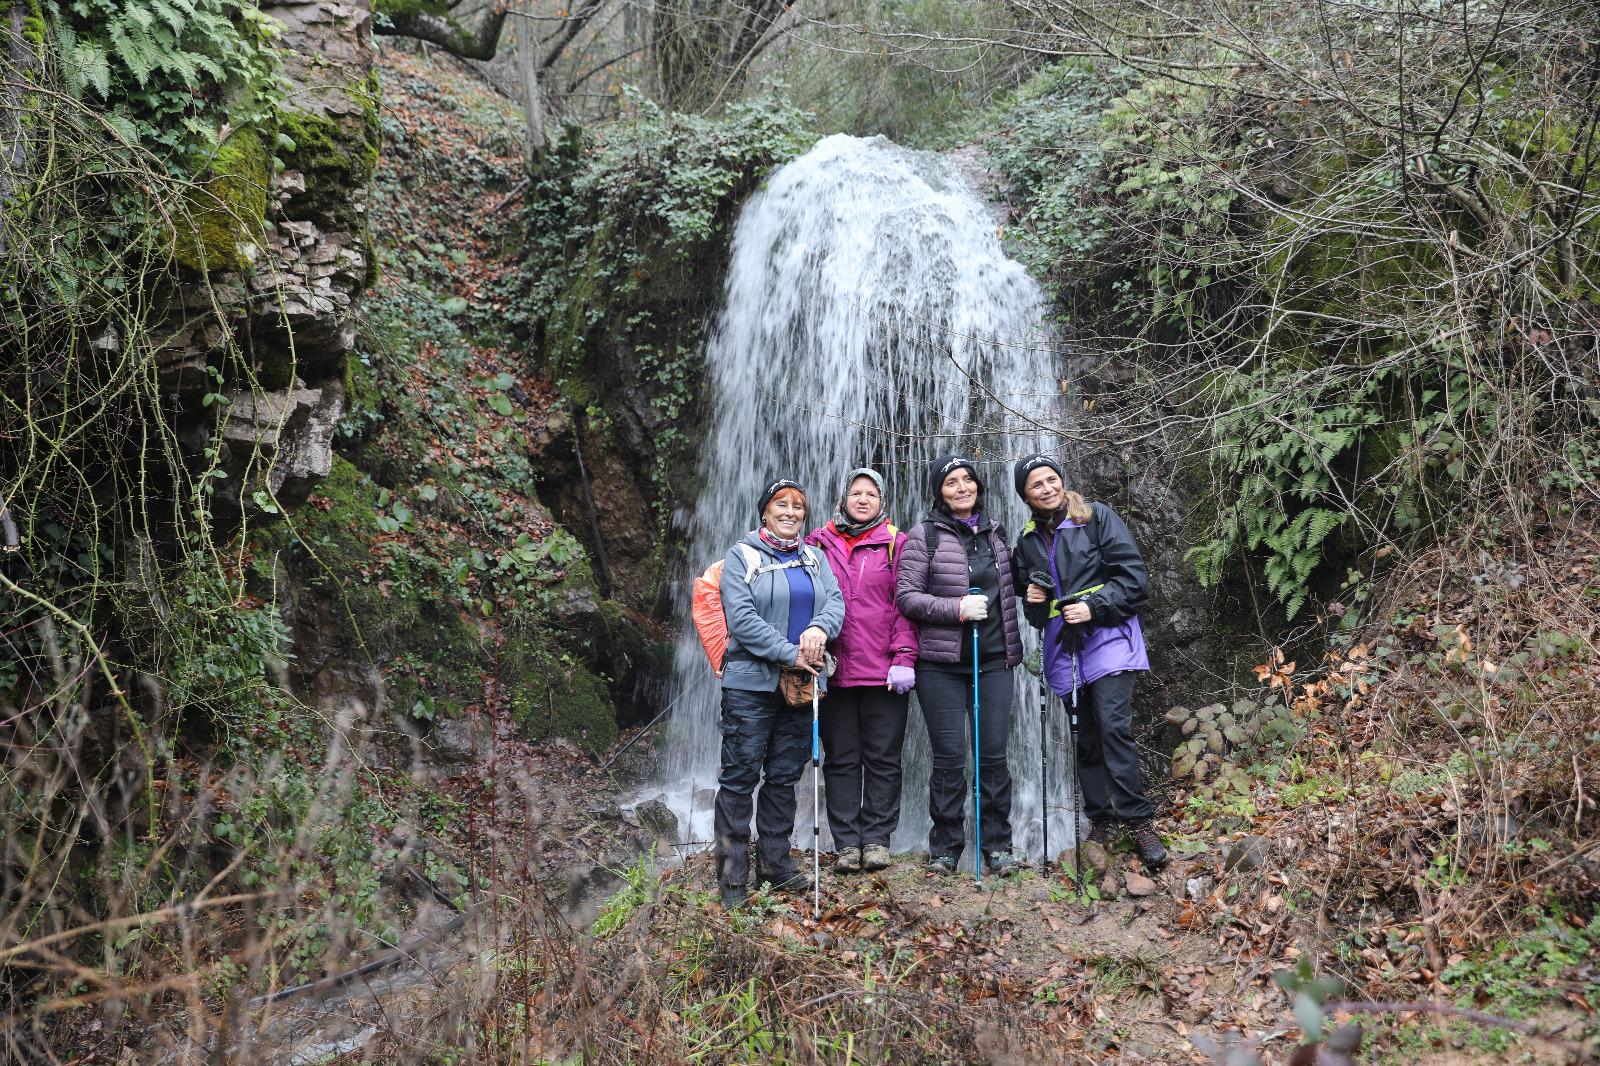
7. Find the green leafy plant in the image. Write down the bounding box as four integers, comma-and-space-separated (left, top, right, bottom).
50, 0, 284, 163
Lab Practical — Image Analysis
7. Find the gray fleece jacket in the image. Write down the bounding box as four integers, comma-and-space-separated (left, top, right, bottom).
719, 531, 846, 693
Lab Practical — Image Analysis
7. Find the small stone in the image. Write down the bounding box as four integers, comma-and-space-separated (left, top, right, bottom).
1099, 872, 1119, 899
634, 798, 678, 839
1026, 884, 1052, 903
1125, 871, 1158, 897
1185, 876, 1212, 900
1081, 840, 1110, 877
1224, 834, 1270, 873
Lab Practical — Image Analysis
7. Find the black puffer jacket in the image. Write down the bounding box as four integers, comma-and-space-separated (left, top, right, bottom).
896, 510, 1023, 668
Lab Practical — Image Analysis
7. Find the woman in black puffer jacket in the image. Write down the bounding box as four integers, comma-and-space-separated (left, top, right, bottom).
895, 455, 1024, 876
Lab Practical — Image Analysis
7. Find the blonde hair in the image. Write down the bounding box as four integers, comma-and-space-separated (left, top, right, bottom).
1064, 490, 1092, 525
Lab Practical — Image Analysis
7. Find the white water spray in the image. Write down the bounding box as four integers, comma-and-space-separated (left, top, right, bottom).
655, 134, 1076, 862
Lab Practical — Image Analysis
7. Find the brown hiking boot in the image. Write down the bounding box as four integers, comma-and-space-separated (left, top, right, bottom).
1127, 819, 1169, 872
861, 844, 892, 871
833, 847, 863, 873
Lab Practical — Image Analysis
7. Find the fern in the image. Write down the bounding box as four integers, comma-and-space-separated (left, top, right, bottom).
48, 0, 283, 167
71, 40, 112, 99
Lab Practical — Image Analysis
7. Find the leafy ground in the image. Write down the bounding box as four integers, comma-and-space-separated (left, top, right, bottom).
323, 514, 1598, 1064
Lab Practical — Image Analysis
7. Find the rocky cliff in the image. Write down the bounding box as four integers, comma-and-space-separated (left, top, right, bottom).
157, 0, 378, 516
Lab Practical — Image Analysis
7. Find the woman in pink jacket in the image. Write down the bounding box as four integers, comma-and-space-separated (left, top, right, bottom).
806, 468, 918, 874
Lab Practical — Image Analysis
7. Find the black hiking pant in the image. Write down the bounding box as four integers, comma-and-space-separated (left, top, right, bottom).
713, 686, 809, 886
915, 664, 1014, 860
819, 685, 909, 850
1073, 670, 1156, 822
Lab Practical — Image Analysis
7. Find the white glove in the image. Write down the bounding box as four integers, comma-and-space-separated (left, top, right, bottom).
959, 594, 989, 621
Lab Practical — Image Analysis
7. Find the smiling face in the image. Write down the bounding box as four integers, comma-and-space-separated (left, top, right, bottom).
1023, 466, 1065, 514
844, 475, 882, 524
762, 488, 807, 540
940, 468, 979, 518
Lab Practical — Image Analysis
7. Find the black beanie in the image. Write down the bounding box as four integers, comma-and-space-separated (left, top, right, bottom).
928, 454, 982, 509
1013, 454, 1064, 500
756, 478, 806, 520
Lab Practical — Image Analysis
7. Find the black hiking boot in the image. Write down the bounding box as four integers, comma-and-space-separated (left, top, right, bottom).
926, 854, 958, 875
720, 881, 748, 908
1086, 819, 1117, 847
1127, 819, 1169, 872
756, 865, 810, 893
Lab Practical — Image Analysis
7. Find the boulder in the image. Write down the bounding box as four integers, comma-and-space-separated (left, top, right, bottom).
633, 799, 679, 840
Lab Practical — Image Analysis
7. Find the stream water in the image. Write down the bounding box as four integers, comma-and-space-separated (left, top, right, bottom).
653, 133, 1076, 862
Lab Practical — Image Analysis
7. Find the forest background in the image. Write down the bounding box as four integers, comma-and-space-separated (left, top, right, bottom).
2, 0, 1597, 1060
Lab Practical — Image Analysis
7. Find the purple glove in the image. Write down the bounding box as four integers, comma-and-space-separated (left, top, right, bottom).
886, 665, 916, 695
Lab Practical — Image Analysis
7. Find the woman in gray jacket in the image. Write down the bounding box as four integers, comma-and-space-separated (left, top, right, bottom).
894, 455, 1024, 876
715, 478, 846, 907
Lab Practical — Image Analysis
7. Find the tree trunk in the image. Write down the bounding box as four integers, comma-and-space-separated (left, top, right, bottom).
515, 3, 545, 165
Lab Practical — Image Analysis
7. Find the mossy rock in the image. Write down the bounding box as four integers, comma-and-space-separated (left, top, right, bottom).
503, 637, 617, 757
255, 457, 486, 715
337, 354, 383, 444
173, 127, 271, 273
279, 102, 380, 229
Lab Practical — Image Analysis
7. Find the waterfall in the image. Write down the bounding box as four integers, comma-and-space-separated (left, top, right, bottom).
654, 133, 1076, 862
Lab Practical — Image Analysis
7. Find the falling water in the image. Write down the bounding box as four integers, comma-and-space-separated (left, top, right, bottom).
655, 134, 1077, 862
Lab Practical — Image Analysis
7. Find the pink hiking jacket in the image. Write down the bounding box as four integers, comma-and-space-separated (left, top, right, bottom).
806, 521, 919, 688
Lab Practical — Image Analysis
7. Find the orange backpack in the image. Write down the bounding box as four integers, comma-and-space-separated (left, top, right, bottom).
691, 543, 825, 677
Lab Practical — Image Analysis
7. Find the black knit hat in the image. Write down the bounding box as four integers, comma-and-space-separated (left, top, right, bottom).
756, 478, 806, 520
928, 454, 982, 510
1013, 453, 1064, 500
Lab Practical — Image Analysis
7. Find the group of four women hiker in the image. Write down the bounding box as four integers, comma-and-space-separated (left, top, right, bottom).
711, 453, 1167, 907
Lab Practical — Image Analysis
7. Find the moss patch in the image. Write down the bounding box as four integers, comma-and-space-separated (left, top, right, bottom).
173, 127, 270, 273
503, 637, 618, 756
279, 105, 380, 228
253, 457, 486, 716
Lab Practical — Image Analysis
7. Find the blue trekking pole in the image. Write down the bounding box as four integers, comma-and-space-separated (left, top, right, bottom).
970, 586, 983, 885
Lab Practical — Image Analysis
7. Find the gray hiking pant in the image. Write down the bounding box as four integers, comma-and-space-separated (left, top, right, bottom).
713, 687, 809, 885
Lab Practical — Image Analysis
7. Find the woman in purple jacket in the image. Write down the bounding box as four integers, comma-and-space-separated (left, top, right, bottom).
1011, 454, 1167, 872
806, 468, 918, 874
895, 455, 1025, 876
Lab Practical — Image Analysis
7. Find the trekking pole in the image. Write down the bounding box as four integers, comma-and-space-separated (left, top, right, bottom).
812, 682, 821, 920
970, 586, 983, 886
1039, 674, 1050, 876
1069, 650, 1084, 890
